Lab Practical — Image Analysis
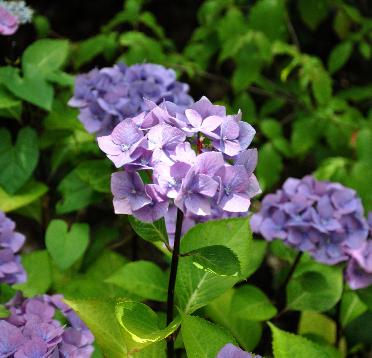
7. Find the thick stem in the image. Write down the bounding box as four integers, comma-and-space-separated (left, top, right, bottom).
276, 251, 303, 313
166, 209, 184, 358
281, 251, 303, 291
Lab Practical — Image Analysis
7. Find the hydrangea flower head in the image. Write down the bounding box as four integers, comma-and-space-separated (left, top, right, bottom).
0, 211, 26, 285
0, 293, 94, 357
251, 176, 369, 265
98, 96, 260, 233
69, 63, 194, 135
0, 0, 32, 35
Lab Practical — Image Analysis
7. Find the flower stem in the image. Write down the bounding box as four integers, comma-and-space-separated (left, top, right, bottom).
276, 251, 303, 313
166, 209, 184, 358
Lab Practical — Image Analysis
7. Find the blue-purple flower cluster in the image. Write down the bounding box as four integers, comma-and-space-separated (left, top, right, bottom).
97, 96, 261, 231
0, 293, 94, 357
0, 211, 26, 285
345, 212, 372, 289
251, 176, 372, 289
69, 63, 193, 136
217, 343, 262, 358
0, 1, 32, 35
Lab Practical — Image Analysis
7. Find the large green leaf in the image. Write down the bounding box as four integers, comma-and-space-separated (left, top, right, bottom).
186, 245, 241, 277
340, 290, 367, 327
182, 315, 235, 358
231, 285, 277, 321
65, 298, 128, 358
269, 323, 341, 358
0, 180, 47, 212
256, 143, 283, 190
45, 220, 89, 270
14, 250, 52, 297
206, 290, 262, 351
22, 39, 69, 78
298, 0, 330, 30
0, 67, 53, 110
129, 216, 168, 244
0, 127, 39, 194
115, 301, 180, 353
328, 41, 353, 74
0, 87, 22, 120
106, 261, 168, 302
286, 260, 343, 312
248, 0, 287, 41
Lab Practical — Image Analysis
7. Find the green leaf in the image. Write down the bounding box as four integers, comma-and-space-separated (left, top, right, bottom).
206, 290, 262, 351
180, 217, 252, 277
269, 323, 341, 358
291, 117, 322, 155
0, 66, 53, 110
287, 260, 343, 312
231, 285, 277, 321
0, 87, 21, 120
187, 245, 240, 276
75, 159, 111, 193
314, 157, 349, 182
298, 0, 330, 30
0, 127, 39, 194
245, 239, 267, 278
256, 143, 283, 190
232, 46, 262, 92
260, 119, 283, 139
298, 311, 336, 345
0, 304, 10, 318
45, 220, 89, 270
182, 315, 235, 358
327, 41, 353, 74
129, 216, 168, 244
106, 261, 168, 302
312, 68, 332, 107
356, 128, 372, 162
56, 170, 97, 214
115, 301, 180, 353
22, 39, 69, 78
176, 218, 251, 314
340, 290, 367, 327
14, 250, 52, 297
248, 0, 287, 41
0, 180, 47, 212
357, 285, 372, 311
65, 298, 128, 358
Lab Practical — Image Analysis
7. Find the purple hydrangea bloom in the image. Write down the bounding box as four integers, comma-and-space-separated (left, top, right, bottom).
345, 229, 372, 290
0, 212, 26, 285
69, 63, 194, 135
98, 95, 260, 237
0, 293, 94, 358
217, 343, 262, 358
251, 176, 369, 265
0, 4, 18, 35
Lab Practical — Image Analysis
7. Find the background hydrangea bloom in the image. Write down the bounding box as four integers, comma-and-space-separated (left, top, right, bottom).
0, 211, 26, 285
69, 63, 194, 135
99, 96, 260, 229
0, 293, 94, 357
0, 0, 32, 35
251, 176, 369, 265
217, 343, 262, 358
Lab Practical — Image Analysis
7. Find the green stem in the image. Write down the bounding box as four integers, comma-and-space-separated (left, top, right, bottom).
166, 209, 183, 358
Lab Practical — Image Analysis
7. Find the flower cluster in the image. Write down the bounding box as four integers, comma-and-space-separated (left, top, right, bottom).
217, 343, 262, 358
0, 0, 32, 35
0, 293, 94, 357
69, 63, 194, 136
0, 211, 26, 285
251, 176, 369, 265
345, 212, 372, 289
251, 176, 372, 289
98, 96, 261, 230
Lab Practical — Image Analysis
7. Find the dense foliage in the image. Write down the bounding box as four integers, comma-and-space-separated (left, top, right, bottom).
0, 0, 372, 357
